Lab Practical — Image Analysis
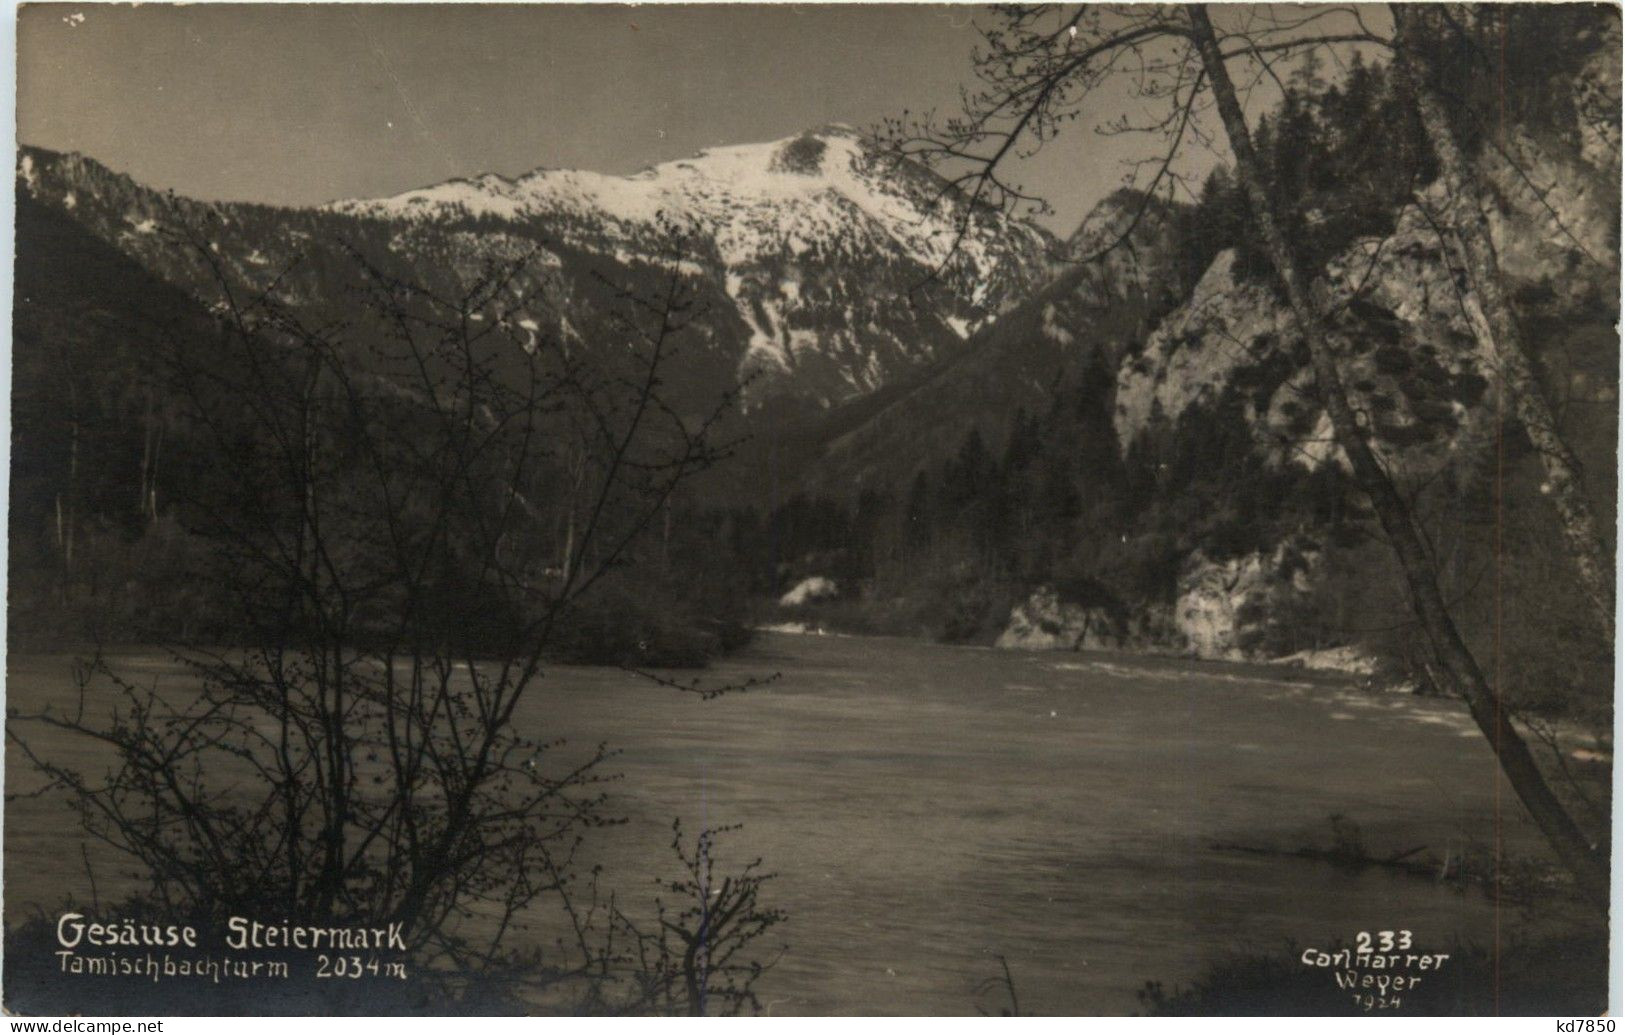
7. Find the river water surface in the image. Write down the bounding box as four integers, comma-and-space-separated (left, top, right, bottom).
5, 633, 1553, 1014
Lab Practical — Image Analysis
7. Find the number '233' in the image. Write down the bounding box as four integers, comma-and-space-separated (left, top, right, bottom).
1355, 930, 1413, 953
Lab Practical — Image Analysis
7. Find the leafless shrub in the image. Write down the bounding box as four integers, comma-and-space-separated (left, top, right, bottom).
8, 213, 783, 1007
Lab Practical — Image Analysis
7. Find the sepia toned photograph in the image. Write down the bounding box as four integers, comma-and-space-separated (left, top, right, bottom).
4, 1, 1619, 1017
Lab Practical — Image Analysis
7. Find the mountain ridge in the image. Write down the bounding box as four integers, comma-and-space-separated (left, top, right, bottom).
17, 126, 1057, 411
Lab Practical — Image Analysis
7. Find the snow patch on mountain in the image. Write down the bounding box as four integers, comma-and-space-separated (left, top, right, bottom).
329, 126, 1041, 286
17, 136, 1051, 411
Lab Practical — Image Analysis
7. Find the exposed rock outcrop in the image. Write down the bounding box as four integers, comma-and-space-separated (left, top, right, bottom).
995, 585, 1124, 651
1174, 538, 1320, 661
1115, 119, 1616, 487
779, 576, 839, 607
995, 585, 1177, 654
998, 544, 1328, 662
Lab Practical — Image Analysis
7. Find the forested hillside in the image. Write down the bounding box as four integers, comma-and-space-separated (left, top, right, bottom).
710, 12, 1618, 736
11, 124, 1054, 660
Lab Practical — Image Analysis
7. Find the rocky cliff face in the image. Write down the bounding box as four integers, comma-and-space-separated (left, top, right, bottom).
1114, 67, 1618, 480
989, 53, 1619, 663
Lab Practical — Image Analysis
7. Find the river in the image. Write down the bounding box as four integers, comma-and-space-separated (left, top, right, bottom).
5, 633, 1555, 1014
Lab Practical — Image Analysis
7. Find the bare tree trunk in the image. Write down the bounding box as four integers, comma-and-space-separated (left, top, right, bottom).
1389, 3, 1615, 636
663, 497, 672, 574
68, 419, 77, 570
58, 375, 81, 598
561, 444, 586, 576
53, 495, 65, 599
148, 422, 163, 522
1189, 4, 1608, 904
562, 509, 575, 576
138, 391, 164, 524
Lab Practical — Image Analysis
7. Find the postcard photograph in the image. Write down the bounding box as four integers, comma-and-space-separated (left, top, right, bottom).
3, 1, 1620, 1017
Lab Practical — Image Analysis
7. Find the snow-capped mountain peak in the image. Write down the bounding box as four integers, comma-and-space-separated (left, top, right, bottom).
320, 126, 1054, 402
328, 125, 1044, 277
20, 132, 1053, 410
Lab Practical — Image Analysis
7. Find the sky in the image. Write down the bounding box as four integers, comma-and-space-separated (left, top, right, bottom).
17, 4, 1376, 234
